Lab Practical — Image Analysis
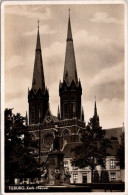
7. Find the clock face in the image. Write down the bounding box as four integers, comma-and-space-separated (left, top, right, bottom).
43, 133, 54, 148
46, 116, 52, 123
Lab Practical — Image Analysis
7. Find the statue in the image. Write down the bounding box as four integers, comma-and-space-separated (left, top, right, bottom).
53, 129, 60, 151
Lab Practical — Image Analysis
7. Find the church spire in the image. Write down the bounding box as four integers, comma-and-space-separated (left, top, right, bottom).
25, 111, 28, 126
32, 20, 45, 92
57, 105, 60, 120
94, 96, 97, 117
67, 8, 73, 42
28, 21, 49, 125
36, 20, 41, 50
59, 11, 82, 120
81, 106, 84, 122
63, 10, 78, 85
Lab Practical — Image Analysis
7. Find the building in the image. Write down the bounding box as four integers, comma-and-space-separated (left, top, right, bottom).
27, 13, 124, 184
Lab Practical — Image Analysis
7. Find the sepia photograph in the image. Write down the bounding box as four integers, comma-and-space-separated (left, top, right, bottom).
1, 1, 126, 194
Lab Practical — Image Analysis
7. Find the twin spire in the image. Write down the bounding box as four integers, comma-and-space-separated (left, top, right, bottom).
32, 11, 78, 92
31, 15, 99, 123
32, 20, 45, 92
63, 10, 78, 85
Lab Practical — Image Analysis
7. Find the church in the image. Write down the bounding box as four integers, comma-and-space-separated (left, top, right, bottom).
26, 13, 124, 184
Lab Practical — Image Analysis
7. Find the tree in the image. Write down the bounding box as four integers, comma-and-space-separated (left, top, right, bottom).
116, 132, 125, 169
71, 116, 111, 182
5, 109, 41, 184
93, 170, 99, 183
100, 170, 109, 183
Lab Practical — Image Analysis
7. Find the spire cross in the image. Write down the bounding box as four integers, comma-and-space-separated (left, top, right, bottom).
37, 20, 40, 29
95, 96, 96, 101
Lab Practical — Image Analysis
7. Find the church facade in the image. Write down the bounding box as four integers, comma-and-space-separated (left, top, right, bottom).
27, 13, 124, 184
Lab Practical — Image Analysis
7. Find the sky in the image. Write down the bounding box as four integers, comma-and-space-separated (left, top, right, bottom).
3, 2, 125, 129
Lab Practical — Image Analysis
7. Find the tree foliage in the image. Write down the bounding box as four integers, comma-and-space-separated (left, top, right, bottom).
71, 116, 111, 182
116, 132, 125, 169
5, 108, 41, 183
93, 170, 99, 183
100, 170, 109, 183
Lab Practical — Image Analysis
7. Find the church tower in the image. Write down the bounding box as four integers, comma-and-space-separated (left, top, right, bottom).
28, 23, 49, 125
59, 11, 82, 120
92, 98, 100, 128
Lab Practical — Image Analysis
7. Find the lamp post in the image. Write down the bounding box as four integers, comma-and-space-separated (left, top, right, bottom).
38, 108, 41, 167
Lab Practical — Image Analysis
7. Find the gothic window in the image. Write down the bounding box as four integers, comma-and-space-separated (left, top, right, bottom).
63, 129, 70, 137
37, 104, 41, 122
110, 173, 116, 181
43, 133, 54, 148
31, 105, 35, 124
73, 173, 78, 183
110, 159, 116, 169
63, 129, 70, 142
78, 103, 81, 117
64, 103, 68, 118
78, 130, 82, 141
71, 102, 76, 117
37, 104, 40, 114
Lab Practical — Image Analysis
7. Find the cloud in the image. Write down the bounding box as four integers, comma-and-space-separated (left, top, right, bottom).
43, 41, 65, 84
89, 62, 124, 87
5, 5, 52, 20
5, 55, 21, 72
73, 30, 124, 80
5, 54, 32, 104
81, 61, 124, 103
90, 12, 123, 24
74, 30, 123, 52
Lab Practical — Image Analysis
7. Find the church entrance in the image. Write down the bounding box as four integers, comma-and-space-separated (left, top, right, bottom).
82, 173, 87, 183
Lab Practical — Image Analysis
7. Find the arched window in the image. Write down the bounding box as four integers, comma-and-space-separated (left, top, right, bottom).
43, 133, 54, 148
62, 129, 71, 142
64, 103, 68, 118
78, 129, 82, 141
71, 102, 76, 117
31, 104, 35, 124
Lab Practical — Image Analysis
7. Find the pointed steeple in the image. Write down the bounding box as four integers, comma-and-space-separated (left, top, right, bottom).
28, 21, 49, 125
36, 27, 41, 50
63, 10, 78, 85
81, 107, 84, 121
32, 21, 45, 92
25, 111, 28, 126
92, 97, 100, 128
57, 105, 60, 120
94, 96, 97, 117
67, 9, 73, 41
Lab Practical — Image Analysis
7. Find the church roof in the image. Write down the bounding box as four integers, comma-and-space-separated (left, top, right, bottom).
107, 140, 119, 156
104, 127, 123, 140
63, 13, 78, 86
63, 139, 120, 158
32, 27, 45, 93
